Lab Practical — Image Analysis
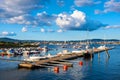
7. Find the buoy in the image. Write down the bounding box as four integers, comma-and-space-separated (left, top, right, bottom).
79, 61, 83, 66
63, 65, 68, 71
54, 66, 59, 73
54, 70, 59, 73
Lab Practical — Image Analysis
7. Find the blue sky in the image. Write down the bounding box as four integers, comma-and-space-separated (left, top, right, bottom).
0, 0, 120, 40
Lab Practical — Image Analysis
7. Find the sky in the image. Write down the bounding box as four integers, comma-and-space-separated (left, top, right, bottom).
0, 0, 120, 40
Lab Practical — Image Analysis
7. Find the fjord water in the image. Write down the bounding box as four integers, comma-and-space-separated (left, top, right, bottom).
0, 45, 120, 80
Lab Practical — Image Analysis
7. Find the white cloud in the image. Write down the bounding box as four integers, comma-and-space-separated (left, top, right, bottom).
2, 31, 9, 36
5, 15, 26, 24
56, 10, 107, 31
104, 0, 120, 13
0, 31, 16, 36
0, 0, 49, 18
36, 11, 56, 26
56, 10, 86, 29
37, 11, 47, 16
22, 27, 27, 32
74, 0, 101, 7
3, 11, 56, 27
0, 0, 55, 28
57, 29, 64, 33
40, 28, 45, 32
4, 14, 35, 25
40, 28, 55, 33
105, 25, 120, 29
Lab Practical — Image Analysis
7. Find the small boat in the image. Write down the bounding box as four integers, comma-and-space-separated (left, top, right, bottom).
97, 45, 107, 50
57, 50, 71, 56
46, 53, 56, 58
61, 45, 67, 48
72, 50, 86, 54
24, 54, 47, 61
73, 45, 82, 49
6, 49, 15, 56
29, 50, 40, 54
42, 46, 48, 53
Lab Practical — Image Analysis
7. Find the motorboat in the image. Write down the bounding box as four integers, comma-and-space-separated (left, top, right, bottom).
72, 50, 86, 54
24, 54, 47, 61
97, 45, 107, 50
46, 53, 57, 58
57, 50, 71, 56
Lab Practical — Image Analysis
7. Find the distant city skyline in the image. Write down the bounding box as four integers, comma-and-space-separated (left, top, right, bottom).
0, 0, 120, 40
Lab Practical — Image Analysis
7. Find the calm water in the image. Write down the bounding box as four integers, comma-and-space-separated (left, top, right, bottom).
0, 44, 120, 80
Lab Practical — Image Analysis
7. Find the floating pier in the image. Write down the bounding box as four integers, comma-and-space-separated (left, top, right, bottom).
18, 47, 113, 69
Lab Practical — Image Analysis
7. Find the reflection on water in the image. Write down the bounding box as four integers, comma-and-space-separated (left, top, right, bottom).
0, 45, 120, 80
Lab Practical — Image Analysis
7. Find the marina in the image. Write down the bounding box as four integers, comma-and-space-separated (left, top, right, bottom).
0, 44, 119, 80
0, 0, 120, 80
0, 45, 113, 69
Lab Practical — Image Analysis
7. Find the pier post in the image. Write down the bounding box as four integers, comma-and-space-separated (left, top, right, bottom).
105, 48, 110, 58
90, 48, 94, 61
98, 52, 100, 58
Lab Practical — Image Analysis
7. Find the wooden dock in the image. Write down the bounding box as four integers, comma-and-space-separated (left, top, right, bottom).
18, 47, 113, 69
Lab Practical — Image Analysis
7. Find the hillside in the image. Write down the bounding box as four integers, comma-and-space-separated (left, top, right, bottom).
0, 37, 119, 42
0, 37, 20, 42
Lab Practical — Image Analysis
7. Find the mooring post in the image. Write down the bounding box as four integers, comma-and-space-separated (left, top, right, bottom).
105, 48, 110, 58
90, 49, 93, 61
90, 53, 93, 61
98, 52, 100, 58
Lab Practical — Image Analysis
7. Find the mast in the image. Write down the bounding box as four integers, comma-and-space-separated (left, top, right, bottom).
86, 29, 90, 50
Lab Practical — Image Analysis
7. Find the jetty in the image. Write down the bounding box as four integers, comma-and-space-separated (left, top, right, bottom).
18, 47, 113, 69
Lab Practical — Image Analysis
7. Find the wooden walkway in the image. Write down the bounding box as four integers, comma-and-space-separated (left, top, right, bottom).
18, 47, 113, 69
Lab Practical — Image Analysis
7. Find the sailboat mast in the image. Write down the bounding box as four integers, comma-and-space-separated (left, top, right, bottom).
86, 29, 90, 50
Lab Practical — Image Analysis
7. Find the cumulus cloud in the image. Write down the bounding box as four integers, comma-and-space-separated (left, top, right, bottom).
104, 0, 120, 13
74, 0, 101, 7
94, 0, 120, 14
36, 11, 56, 26
22, 27, 27, 32
4, 15, 32, 25
3, 11, 56, 27
0, 0, 49, 19
56, 10, 107, 31
0, 0, 55, 27
0, 31, 16, 36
